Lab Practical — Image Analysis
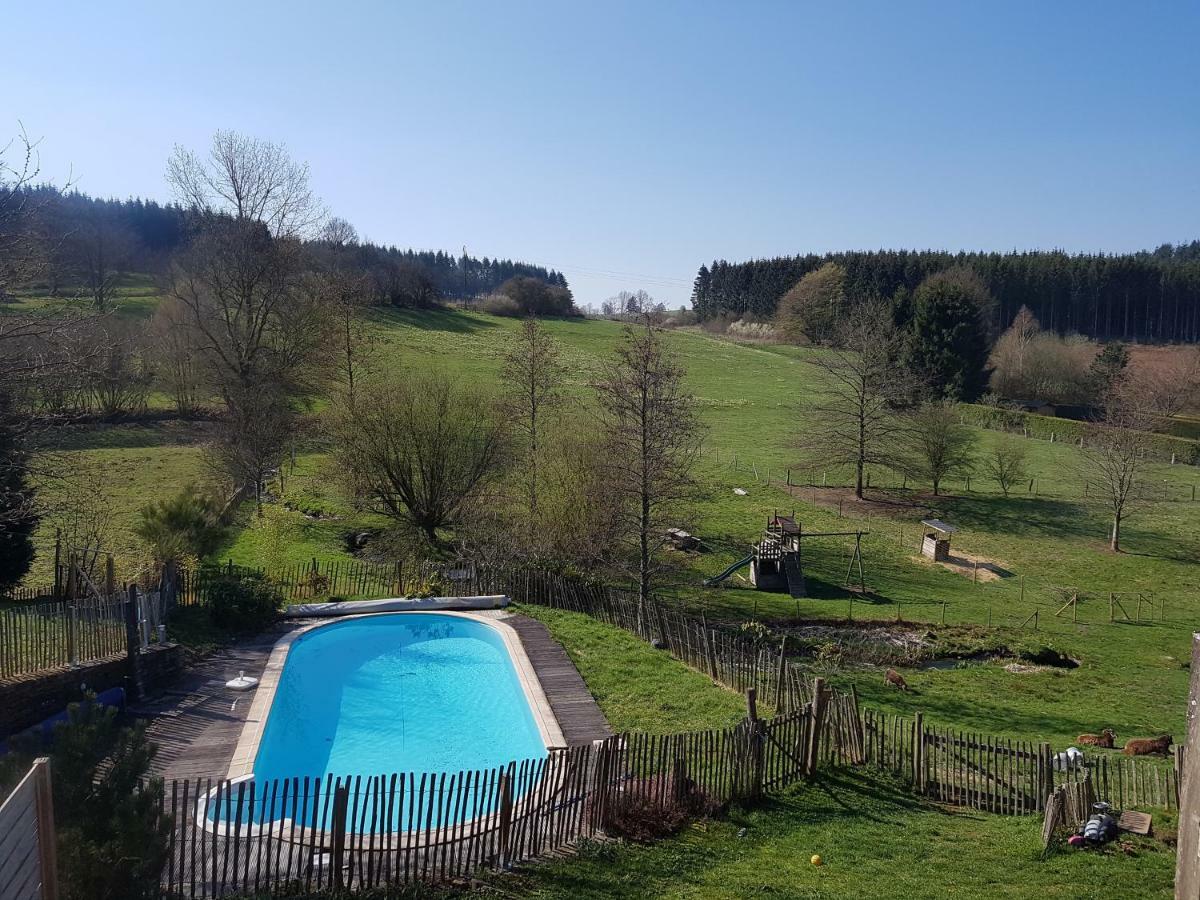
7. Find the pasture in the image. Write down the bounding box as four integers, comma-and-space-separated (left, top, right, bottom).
20, 304, 1200, 748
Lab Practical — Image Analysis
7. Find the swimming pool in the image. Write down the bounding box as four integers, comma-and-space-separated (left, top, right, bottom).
210, 613, 555, 831
255, 613, 549, 781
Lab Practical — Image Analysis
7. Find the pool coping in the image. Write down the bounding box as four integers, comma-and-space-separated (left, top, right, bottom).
225, 610, 568, 781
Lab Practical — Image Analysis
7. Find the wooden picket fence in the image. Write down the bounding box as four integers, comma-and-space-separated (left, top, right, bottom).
1057, 750, 1181, 812
863, 708, 1180, 815
0, 594, 128, 681
176, 558, 443, 607
157, 707, 823, 897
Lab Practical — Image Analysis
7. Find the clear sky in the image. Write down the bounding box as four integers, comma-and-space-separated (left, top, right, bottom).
7, 0, 1198, 307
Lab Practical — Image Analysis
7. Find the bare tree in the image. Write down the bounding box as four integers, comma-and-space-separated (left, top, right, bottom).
1085, 399, 1153, 552
0, 124, 51, 293
308, 268, 372, 407
206, 387, 294, 515
166, 130, 324, 238
798, 299, 916, 499
329, 373, 508, 545
318, 216, 359, 247
982, 434, 1028, 497
1128, 348, 1200, 419
594, 318, 701, 620
148, 296, 203, 416
896, 400, 977, 496
167, 217, 328, 408
501, 319, 564, 533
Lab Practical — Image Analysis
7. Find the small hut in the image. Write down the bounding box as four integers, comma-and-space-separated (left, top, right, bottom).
920, 519, 956, 562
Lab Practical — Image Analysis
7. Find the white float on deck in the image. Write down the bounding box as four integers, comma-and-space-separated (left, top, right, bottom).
286, 595, 510, 618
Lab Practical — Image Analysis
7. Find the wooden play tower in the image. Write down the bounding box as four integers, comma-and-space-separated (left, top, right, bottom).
704, 512, 867, 596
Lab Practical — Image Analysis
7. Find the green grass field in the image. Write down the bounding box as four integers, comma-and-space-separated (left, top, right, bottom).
21, 305, 1200, 751
483, 770, 1175, 899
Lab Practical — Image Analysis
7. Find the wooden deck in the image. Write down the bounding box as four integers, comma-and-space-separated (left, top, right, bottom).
140, 613, 609, 782
504, 614, 612, 746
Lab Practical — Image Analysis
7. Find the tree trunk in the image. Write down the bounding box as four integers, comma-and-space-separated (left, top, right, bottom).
855, 459, 864, 500
1111, 513, 1121, 552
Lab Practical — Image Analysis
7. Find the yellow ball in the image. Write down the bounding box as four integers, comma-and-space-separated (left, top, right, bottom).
811, 854, 822, 866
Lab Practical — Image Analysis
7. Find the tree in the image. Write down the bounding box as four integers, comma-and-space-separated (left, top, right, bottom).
905, 267, 993, 400
1088, 341, 1130, 400
206, 386, 294, 515
501, 319, 564, 537
1127, 348, 1200, 418
1084, 399, 1152, 552
166, 130, 323, 238
166, 217, 328, 495
0, 392, 36, 589
988, 306, 1041, 398
797, 299, 917, 498
983, 435, 1028, 497
499, 276, 575, 317
58, 196, 136, 311
148, 297, 202, 416
775, 262, 846, 344
311, 268, 372, 407
329, 373, 507, 545
607, 289, 655, 317
896, 400, 977, 496
47, 701, 170, 900
594, 319, 701, 621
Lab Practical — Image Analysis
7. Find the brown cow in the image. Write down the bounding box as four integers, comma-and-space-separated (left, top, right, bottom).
1123, 734, 1173, 756
1077, 729, 1116, 749
884, 668, 908, 691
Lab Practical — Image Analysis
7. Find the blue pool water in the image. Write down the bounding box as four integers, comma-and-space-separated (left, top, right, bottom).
256, 614, 548, 781
208, 614, 549, 830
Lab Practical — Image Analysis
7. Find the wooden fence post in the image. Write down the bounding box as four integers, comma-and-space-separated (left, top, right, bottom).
33, 757, 58, 900
913, 712, 925, 793
330, 782, 349, 888
104, 554, 115, 600
806, 677, 827, 776
124, 583, 143, 702
52, 530, 62, 602
1036, 742, 1053, 811
773, 638, 787, 712
498, 770, 514, 869
746, 688, 764, 799
1175, 634, 1200, 895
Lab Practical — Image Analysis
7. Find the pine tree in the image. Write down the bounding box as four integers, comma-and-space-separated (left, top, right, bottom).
904, 267, 993, 400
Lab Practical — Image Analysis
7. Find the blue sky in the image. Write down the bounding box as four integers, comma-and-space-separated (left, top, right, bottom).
6, 1, 1198, 307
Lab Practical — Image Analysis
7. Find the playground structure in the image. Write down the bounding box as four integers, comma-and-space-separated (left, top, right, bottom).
704, 513, 867, 596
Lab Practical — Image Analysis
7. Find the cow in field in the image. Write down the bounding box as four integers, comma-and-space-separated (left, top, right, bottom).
1077, 729, 1116, 749
884, 669, 908, 691
1123, 734, 1172, 756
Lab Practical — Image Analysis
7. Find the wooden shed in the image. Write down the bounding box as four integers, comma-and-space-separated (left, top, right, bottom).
920, 519, 956, 561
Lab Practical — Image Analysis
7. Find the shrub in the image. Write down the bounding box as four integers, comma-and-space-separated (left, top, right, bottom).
0, 699, 172, 900
497, 276, 577, 317
204, 569, 283, 632
134, 484, 223, 563
598, 773, 716, 841
477, 293, 522, 317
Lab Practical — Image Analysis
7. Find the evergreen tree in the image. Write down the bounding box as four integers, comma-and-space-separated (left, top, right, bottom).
905, 267, 993, 400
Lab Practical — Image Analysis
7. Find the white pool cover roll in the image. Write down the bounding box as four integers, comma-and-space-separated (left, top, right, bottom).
286, 595, 510, 617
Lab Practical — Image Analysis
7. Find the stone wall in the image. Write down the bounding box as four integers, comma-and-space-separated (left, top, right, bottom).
0, 643, 183, 739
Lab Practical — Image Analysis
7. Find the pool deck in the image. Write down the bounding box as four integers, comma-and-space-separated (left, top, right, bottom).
139, 612, 611, 783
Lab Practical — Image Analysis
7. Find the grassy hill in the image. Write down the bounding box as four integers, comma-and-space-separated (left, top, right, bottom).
20, 303, 1200, 748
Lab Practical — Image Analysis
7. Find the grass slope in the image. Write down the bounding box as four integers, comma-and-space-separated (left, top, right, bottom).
486, 770, 1175, 899
21, 306, 1200, 747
